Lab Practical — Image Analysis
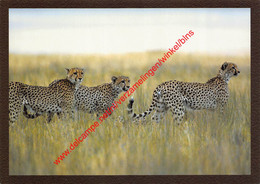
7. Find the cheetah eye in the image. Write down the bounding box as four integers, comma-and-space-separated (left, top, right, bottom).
81, 72, 83, 75
232, 66, 235, 69
74, 72, 77, 75
121, 81, 125, 83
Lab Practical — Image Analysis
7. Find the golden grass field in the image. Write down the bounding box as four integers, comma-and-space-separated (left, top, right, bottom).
9, 52, 250, 175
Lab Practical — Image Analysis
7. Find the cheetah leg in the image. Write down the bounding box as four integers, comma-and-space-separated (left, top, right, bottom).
151, 102, 166, 123
46, 110, 65, 123
151, 111, 165, 123
63, 108, 74, 121
168, 104, 185, 125
57, 112, 62, 119
76, 110, 80, 121
59, 100, 74, 121
104, 106, 113, 117
151, 89, 168, 123
47, 112, 55, 123
152, 99, 166, 123
23, 105, 42, 119
59, 111, 67, 120
151, 111, 159, 123
9, 103, 21, 123
9, 92, 23, 123
9, 106, 21, 123
183, 110, 188, 122
70, 109, 75, 121
219, 102, 226, 114
172, 110, 185, 125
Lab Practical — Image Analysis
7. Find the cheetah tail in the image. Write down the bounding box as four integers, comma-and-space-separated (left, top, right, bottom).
127, 97, 155, 120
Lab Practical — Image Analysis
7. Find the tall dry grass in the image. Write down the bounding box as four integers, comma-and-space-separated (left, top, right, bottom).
9, 52, 250, 175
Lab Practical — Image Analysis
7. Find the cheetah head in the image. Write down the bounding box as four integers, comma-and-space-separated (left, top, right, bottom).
111, 76, 131, 92
219, 62, 240, 81
66, 68, 85, 85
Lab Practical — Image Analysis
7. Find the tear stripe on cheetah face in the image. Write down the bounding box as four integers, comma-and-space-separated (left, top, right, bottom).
66, 67, 85, 87
127, 62, 240, 124
9, 68, 84, 123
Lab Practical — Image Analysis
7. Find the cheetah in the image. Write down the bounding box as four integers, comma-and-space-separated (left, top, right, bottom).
49, 76, 130, 117
127, 62, 240, 124
9, 68, 84, 123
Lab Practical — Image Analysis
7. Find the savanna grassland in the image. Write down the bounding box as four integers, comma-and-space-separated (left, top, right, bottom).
9, 52, 250, 175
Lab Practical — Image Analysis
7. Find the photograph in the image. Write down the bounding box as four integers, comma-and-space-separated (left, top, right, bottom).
8, 8, 250, 175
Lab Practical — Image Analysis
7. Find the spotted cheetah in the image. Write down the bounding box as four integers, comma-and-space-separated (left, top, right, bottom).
49, 76, 130, 117
127, 62, 240, 124
9, 68, 84, 123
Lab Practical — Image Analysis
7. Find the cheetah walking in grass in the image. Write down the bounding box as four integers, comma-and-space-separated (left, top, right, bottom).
49, 76, 131, 117
127, 62, 240, 124
9, 68, 84, 123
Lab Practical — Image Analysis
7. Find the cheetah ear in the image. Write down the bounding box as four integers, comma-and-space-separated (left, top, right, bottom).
65, 68, 70, 74
221, 62, 228, 70
111, 76, 117, 83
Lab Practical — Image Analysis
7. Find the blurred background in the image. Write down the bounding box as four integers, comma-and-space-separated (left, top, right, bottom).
9, 8, 250, 175
10, 8, 249, 55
